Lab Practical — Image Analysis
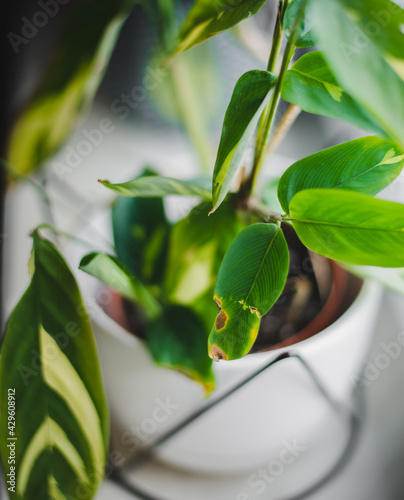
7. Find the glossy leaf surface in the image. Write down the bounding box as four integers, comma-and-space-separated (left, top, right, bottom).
284, 0, 315, 48
278, 136, 404, 212
289, 189, 404, 267
312, 0, 404, 146
282, 51, 386, 134
208, 224, 289, 360
212, 70, 276, 210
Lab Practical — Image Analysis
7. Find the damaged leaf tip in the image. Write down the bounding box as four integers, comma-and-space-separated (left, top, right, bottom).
209, 344, 227, 361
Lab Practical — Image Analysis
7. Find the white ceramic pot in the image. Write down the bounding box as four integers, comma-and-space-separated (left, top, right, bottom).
67, 210, 382, 475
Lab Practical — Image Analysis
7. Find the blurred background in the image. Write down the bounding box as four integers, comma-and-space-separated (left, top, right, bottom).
2, 1, 404, 499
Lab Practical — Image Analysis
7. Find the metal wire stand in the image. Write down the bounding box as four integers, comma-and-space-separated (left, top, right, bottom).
109, 350, 365, 500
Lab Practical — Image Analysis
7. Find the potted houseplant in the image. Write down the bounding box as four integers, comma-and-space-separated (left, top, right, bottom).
1, 0, 404, 497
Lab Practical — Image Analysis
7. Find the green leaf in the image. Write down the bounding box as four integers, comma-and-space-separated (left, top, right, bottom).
112, 170, 170, 285
281, 51, 386, 134
208, 223, 289, 360
284, 0, 315, 48
174, 0, 267, 55
79, 252, 161, 320
289, 189, 404, 267
312, 0, 404, 146
342, 263, 404, 295
278, 136, 404, 213
0, 233, 109, 500
146, 305, 214, 393
165, 201, 244, 305
100, 175, 211, 200
7, 0, 135, 175
212, 70, 277, 210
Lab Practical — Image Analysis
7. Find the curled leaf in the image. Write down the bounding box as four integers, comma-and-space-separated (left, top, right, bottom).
212, 70, 276, 210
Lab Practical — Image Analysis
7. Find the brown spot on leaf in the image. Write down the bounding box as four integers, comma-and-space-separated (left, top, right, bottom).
215, 309, 228, 330
249, 306, 261, 318
214, 296, 222, 308
210, 344, 227, 361
213, 296, 227, 330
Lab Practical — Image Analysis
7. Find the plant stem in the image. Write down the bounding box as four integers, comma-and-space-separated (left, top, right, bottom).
240, 0, 311, 203
267, 0, 287, 74
253, 0, 288, 147
239, 0, 292, 202
243, 39, 295, 200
